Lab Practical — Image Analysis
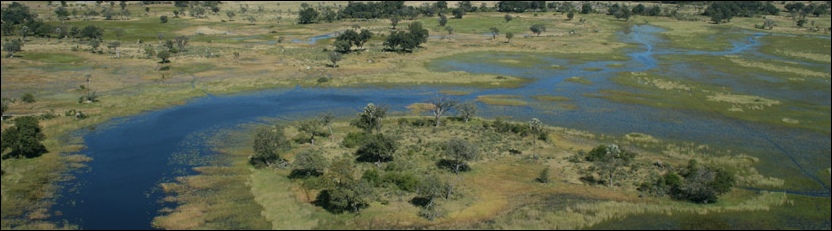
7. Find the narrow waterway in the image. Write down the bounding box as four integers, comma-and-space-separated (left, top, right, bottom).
50, 25, 831, 229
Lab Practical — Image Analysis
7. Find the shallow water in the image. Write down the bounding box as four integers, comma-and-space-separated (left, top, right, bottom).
50, 25, 831, 229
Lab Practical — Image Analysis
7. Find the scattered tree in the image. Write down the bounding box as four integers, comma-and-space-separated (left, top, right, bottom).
157, 50, 170, 63
390, 16, 400, 29
298, 118, 323, 145
160, 15, 168, 23
452, 8, 464, 19
504, 14, 512, 23
3, 39, 23, 58
444, 138, 478, 174
107, 41, 121, 58
329, 52, 342, 67
567, 11, 575, 20
438, 14, 448, 26
427, 95, 457, 127
356, 134, 398, 164
298, 7, 319, 24
291, 149, 328, 178
530, 24, 546, 36
1, 116, 47, 159
352, 103, 387, 133
456, 101, 477, 122
226, 10, 235, 21
505, 31, 514, 43
321, 113, 335, 142
489, 27, 499, 40
585, 144, 636, 187
415, 174, 449, 220
250, 125, 290, 168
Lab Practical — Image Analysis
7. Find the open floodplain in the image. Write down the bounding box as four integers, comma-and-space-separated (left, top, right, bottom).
1, 1, 830, 230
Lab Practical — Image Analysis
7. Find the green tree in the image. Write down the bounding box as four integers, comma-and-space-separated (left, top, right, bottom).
55, 6, 70, 21
157, 50, 170, 63
452, 8, 464, 19
427, 94, 457, 127
530, 24, 546, 36
316, 179, 373, 213
456, 101, 477, 122
489, 27, 499, 40
107, 41, 121, 58
416, 174, 449, 220
444, 138, 478, 174
298, 7, 318, 24
3, 39, 23, 58
567, 11, 575, 20
356, 29, 373, 49
580, 3, 592, 14
390, 16, 400, 29
585, 144, 636, 187
351, 103, 387, 133
291, 149, 328, 178
250, 125, 290, 168
356, 134, 398, 163
529, 118, 544, 145
334, 40, 351, 53
1, 117, 47, 159
160, 15, 168, 23
80, 25, 104, 40
438, 14, 448, 26
505, 31, 514, 43
298, 118, 323, 145
504, 14, 512, 23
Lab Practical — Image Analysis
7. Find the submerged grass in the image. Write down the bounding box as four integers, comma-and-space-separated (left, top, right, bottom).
477, 95, 528, 106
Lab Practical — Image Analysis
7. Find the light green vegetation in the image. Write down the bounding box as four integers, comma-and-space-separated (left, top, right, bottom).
531, 95, 571, 102
152, 115, 788, 230
599, 69, 830, 135
564, 76, 593, 85
477, 95, 528, 106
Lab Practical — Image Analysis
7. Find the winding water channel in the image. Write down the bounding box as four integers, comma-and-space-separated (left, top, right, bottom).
50, 25, 830, 229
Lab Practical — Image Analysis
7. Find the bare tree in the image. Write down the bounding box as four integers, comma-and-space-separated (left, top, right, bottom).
427, 94, 457, 127
321, 113, 335, 142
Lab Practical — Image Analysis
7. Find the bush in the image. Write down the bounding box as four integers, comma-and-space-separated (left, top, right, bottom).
159, 15, 168, 23
342, 132, 368, 148
21, 93, 35, 103
356, 134, 398, 163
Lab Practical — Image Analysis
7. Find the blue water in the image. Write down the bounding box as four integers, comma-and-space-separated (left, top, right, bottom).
49, 25, 831, 229
290, 33, 337, 44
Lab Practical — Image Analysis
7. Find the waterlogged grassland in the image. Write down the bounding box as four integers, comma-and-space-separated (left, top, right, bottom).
758, 35, 832, 64
600, 71, 830, 134
152, 116, 791, 230
477, 94, 528, 106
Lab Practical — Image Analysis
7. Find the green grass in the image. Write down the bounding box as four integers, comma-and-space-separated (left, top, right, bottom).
477, 94, 528, 106
531, 95, 571, 102
19, 52, 85, 64
564, 76, 593, 85
596, 71, 830, 135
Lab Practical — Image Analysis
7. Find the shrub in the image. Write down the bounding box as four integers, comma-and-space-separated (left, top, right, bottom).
21, 93, 35, 103
342, 132, 367, 148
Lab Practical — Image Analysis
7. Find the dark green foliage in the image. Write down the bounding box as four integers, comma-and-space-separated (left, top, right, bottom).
489, 117, 530, 136
160, 15, 168, 23
298, 7, 319, 24
250, 125, 289, 168
504, 14, 513, 23
452, 8, 465, 19
497, 1, 530, 13
314, 179, 373, 213
342, 132, 368, 148
336, 29, 373, 53
21, 93, 35, 103
1, 117, 47, 159
339, 1, 407, 20
290, 149, 328, 178
530, 24, 546, 36
157, 50, 170, 63
704, 1, 780, 24
567, 11, 575, 20
356, 134, 397, 163
580, 3, 592, 14
1, 2, 37, 25
80, 25, 104, 40
384, 22, 429, 52
438, 14, 448, 26
639, 159, 735, 204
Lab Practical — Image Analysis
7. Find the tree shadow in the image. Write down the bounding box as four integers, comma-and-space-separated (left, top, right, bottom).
410, 196, 431, 207
435, 159, 470, 173
288, 169, 323, 179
